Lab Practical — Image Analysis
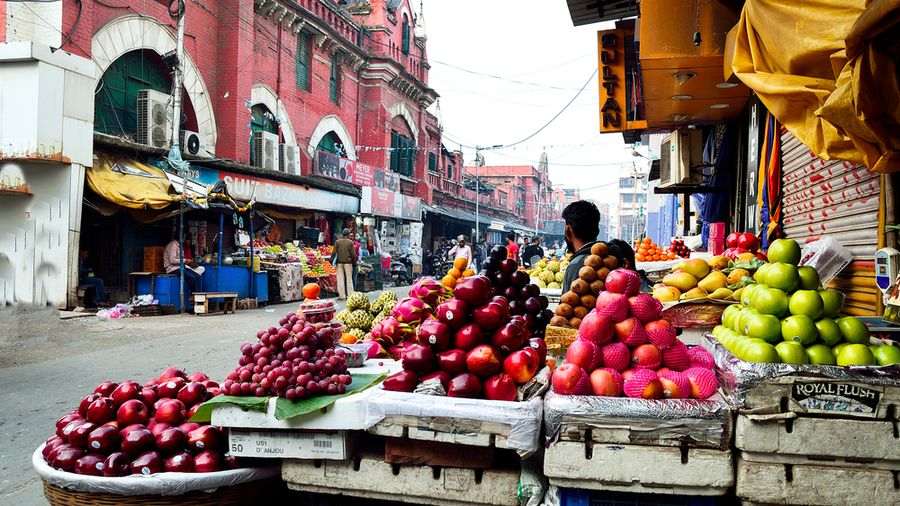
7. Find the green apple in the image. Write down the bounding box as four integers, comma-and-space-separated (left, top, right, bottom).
805, 344, 836, 365
767, 238, 801, 266
873, 344, 900, 366
751, 287, 789, 317
819, 289, 844, 318
743, 339, 780, 363
815, 318, 843, 346
741, 284, 761, 306
789, 290, 824, 319
781, 315, 818, 346
776, 341, 809, 364
744, 313, 783, 344
722, 305, 742, 331
836, 316, 870, 344
765, 263, 800, 293
836, 343, 876, 366
754, 263, 772, 285
736, 308, 759, 335
833, 342, 850, 357
797, 266, 820, 290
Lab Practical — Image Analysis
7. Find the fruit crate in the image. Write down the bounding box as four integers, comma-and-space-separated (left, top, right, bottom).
542, 392, 734, 496
281, 451, 521, 506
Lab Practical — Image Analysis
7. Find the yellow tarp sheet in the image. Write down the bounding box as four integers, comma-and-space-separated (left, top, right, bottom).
729, 0, 899, 172
86, 155, 179, 210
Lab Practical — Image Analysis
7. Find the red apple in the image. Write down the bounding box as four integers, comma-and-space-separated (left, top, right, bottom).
164, 451, 195, 473
589, 368, 623, 396
528, 338, 547, 368
157, 378, 186, 399
93, 381, 118, 397
416, 318, 452, 351
158, 367, 187, 381
176, 382, 207, 407
178, 422, 201, 434
139, 387, 158, 407
419, 370, 450, 390
491, 323, 525, 354
193, 450, 221, 473
110, 381, 142, 406
103, 452, 130, 476
435, 298, 468, 329
154, 399, 186, 425
87, 425, 121, 454
631, 344, 662, 369
614, 317, 648, 346
52, 446, 85, 472
67, 422, 96, 448
503, 349, 538, 384
565, 339, 602, 372
737, 232, 759, 252
120, 426, 153, 455
452, 275, 492, 306
116, 399, 149, 426
187, 372, 209, 383
551, 363, 590, 395
725, 232, 740, 249
466, 345, 502, 378
86, 397, 116, 425
472, 302, 508, 331
130, 451, 162, 475
446, 373, 482, 398
382, 370, 418, 392
56, 413, 83, 437
155, 427, 186, 454
483, 373, 517, 401
78, 393, 101, 417
401, 343, 434, 374
148, 421, 169, 437
42, 436, 66, 460
436, 349, 468, 375
74, 454, 106, 476
453, 324, 484, 351
187, 425, 221, 452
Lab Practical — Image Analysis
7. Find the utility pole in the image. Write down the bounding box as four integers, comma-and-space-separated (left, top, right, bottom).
168, 0, 188, 313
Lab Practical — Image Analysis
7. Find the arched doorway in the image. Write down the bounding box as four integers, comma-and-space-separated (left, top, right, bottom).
316, 131, 347, 158
307, 115, 356, 161
93, 49, 199, 139
250, 104, 279, 167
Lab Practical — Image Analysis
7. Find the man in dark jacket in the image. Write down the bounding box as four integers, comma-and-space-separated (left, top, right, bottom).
561, 201, 601, 293
521, 237, 544, 267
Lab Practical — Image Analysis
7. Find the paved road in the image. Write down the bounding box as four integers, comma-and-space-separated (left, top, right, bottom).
0, 288, 409, 506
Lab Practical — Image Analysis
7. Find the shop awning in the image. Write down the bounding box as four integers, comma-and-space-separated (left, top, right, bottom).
424, 205, 528, 234
728, 0, 900, 172
86, 155, 182, 210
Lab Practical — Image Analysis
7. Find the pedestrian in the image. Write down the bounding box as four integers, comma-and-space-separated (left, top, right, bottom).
506, 232, 519, 263
333, 228, 357, 299
521, 236, 544, 267
561, 201, 600, 294
447, 235, 473, 269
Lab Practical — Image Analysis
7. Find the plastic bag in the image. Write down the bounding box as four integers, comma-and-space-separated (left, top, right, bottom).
800, 236, 852, 284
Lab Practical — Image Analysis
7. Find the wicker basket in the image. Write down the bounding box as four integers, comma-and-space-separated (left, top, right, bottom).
43, 478, 278, 506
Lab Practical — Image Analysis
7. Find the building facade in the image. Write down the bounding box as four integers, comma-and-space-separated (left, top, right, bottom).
617, 170, 650, 246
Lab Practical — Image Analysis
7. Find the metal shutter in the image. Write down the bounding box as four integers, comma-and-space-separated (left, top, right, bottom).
780, 130, 881, 315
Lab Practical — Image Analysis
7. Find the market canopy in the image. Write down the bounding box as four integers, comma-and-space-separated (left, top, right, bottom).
86, 155, 182, 210
727, 0, 900, 172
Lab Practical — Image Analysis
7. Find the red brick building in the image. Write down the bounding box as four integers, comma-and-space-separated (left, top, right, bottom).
463, 163, 554, 232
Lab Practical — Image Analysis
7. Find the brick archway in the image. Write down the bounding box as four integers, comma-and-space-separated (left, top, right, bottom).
307, 115, 357, 161
388, 102, 418, 142
250, 84, 297, 147
91, 15, 217, 153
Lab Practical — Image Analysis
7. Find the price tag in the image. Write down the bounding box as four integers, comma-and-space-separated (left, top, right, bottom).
228, 429, 348, 459
791, 381, 883, 417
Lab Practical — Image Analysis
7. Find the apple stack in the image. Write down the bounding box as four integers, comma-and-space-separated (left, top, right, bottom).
550, 241, 621, 330
712, 238, 899, 367
551, 268, 719, 400
381, 271, 549, 401
41, 368, 234, 476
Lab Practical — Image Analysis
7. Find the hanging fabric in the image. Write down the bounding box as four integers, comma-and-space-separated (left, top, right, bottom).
756, 112, 782, 249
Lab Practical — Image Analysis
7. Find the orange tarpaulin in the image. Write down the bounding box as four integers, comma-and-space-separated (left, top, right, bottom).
728, 0, 900, 172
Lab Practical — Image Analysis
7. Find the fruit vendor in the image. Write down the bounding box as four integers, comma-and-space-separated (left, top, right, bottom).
447, 235, 473, 266
521, 236, 544, 267
561, 200, 601, 292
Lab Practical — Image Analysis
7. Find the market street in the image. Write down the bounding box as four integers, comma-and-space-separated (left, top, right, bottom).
0, 289, 408, 506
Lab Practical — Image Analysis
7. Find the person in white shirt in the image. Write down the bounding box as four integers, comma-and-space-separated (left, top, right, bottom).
447, 235, 473, 268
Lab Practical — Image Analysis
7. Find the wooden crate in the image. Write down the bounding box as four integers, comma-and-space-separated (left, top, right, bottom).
143, 246, 164, 273
369, 414, 517, 449
282, 452, 521, 506
736, 454, 900, 506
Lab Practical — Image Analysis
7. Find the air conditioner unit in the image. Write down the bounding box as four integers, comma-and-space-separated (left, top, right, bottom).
280, 144, 301, 175
252, 131, 279, 170
658, 129, 703, 188
136, 89, 172, 148
180, 130, 208, 157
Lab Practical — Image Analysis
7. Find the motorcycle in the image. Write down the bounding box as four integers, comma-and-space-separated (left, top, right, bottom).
390, 253, 414, 286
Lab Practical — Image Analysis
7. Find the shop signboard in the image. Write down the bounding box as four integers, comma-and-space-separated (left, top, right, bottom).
314, 151, 353, 183
596, 24, 646, 133
401, 194, 422, 221
353, 162, 375, 187
361, 186, 397, 218
196, 167, 358, 214
313, 151, 400, 192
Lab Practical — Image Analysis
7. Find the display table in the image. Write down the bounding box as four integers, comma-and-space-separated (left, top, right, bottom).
261, 262, 303, 303
200, 265, 268, 303
305, 273, 336, 294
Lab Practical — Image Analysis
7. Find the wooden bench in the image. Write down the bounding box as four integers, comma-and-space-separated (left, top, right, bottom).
192, 292, 238, 315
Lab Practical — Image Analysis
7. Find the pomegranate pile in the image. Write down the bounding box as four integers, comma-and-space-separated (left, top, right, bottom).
223, 313, 350, 400
42, 368, 233, 476
380, 248, 551, 401
551, 269, 719, 400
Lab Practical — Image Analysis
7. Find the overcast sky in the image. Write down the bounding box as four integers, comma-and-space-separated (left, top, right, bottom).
421, 0, 643, 209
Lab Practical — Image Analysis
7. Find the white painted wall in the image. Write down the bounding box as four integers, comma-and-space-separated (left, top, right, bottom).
4, 1, 62, 48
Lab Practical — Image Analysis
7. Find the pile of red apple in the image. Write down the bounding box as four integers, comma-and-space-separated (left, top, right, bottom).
382, 272, 548, 401
724, 231, 766, 260
222, 312, 350, 400
42, 368, 234, 476
551, 269, 719, 400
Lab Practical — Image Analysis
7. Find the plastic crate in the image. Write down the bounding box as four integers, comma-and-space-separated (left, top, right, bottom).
560, 489, 725, 506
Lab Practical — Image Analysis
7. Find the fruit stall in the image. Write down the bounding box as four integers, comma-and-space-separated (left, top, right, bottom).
33, 236, 900, 505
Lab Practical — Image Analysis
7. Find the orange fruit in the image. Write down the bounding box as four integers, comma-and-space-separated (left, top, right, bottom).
453, 257, 469, 271
449, 268, 463, 279
442, 275, 457, 288
462, 269, 475, 277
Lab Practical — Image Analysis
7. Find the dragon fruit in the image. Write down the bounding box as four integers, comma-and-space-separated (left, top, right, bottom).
408, 277, 448, 308
391, 297, 430, 325
377, 316, 413, 345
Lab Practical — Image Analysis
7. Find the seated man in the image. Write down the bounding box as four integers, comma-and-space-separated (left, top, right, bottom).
163, 237, 204, 296
78, 250, 106, 306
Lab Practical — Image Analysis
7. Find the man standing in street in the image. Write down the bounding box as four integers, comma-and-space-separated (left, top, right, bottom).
521, 236, 544, 267
561, 201, 601, 293
447, 235, 473, 269
334, 228, 357, 299
506, 232, 519, 263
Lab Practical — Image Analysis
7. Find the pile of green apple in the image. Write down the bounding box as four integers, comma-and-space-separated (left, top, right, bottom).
712, 238, 900, 367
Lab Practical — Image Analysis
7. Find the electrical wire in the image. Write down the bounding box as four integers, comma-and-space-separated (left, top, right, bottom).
431, 59, 582, 91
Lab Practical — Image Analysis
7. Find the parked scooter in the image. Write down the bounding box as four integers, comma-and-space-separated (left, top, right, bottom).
390, 253, 413, 286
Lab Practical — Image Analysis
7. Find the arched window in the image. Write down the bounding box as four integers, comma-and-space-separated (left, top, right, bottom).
94, 50, 170, 137
249, 104, 278, 166
317, 131, 346, 158
401, 14, 410, 55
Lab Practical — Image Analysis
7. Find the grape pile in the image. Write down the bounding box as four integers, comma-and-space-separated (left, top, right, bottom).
222, 313, 351, 401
